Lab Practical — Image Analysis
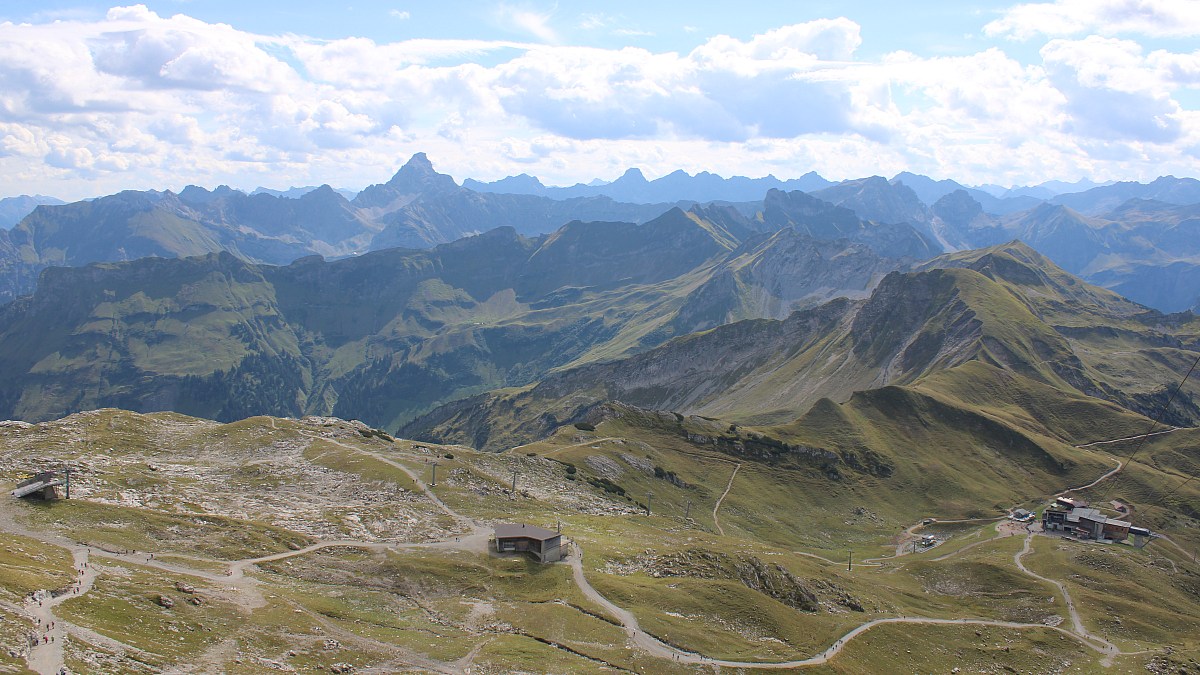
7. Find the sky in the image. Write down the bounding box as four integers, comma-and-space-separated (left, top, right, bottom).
1, 1, 1199, 200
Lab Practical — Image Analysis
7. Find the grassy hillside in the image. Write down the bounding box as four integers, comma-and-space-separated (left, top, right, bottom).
2, 409, 1196, 673
406, 242, 1200, 452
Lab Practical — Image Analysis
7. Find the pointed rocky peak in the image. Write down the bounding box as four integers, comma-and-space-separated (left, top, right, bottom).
688, 202, 756, 241
891, 172, 970, 205
963, 240, 1056, 277
500, 174, 544, 190
853, 175, 890, 190
790, 171, 833, 191
387, 152, 458, 191
461, 173, 547, 196
353, 152, 459, 210
643, 205, 690, 225
920, 240, 1142, 317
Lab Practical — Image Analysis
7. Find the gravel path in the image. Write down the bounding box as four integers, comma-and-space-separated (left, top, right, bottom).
1013, 532, 1122, 666
711, 462, 741, 536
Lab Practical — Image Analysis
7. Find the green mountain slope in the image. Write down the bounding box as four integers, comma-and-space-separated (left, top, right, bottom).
0, 209, 910, 429
403, 242, 1200, 451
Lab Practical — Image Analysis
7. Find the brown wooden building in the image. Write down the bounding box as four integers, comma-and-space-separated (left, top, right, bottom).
494, 523, 563, 563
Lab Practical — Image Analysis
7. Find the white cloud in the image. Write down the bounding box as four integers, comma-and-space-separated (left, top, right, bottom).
390, 10, 411, 20
0, 7, 1195, 199
985, 0, 1200, 40
1041, 36, 1184, 142
489, 22, 873, 142
496, 5, 559, 43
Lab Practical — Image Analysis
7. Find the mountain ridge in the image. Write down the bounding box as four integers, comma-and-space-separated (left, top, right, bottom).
0, 207, 918, 429
401, 241, 1199, 452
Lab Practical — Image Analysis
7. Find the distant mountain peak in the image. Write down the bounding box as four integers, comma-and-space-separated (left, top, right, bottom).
353, 152, 459, 210
389, 152, 453, 186
404, 151, 432, 169
615, 168, 648, 183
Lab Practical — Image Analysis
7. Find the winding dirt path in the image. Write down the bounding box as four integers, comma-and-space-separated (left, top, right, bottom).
24, 549, 96, 675
1150, 533, 1199, 564
312, 435, 482, 534
711, 462, 741, 536
534, 437, 622, 458
861, 516, 1004, 564
1075, 428, 1180, 448
1059, 457, 1124, 494
1013, 532, 1121, 665
564, 541, 1127, 669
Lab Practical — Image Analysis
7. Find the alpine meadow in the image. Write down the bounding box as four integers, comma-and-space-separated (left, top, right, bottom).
3, 3, 1200, 674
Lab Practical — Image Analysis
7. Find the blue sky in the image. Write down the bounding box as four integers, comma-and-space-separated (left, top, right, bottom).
2, 1, 1198, 199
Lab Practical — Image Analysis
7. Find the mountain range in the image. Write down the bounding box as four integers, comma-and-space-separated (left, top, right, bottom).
0, 154, 693, 304
5, 155, 1200, 311
0, 202, 925, 429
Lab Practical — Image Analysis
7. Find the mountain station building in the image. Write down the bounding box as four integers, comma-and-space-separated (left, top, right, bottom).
1043, 503, 1132, 542
494, 523, 563, 563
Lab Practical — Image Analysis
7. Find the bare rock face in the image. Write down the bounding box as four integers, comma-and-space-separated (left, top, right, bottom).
583, 455, 622, 479
156, 594, 175, 609
734, 557, 819, 612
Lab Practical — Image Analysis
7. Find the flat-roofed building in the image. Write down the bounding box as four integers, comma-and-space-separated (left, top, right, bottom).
494, 523, 563, 563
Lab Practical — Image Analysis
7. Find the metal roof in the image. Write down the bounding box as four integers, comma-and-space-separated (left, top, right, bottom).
494, 523, 559, 541
11, 477, 62, 498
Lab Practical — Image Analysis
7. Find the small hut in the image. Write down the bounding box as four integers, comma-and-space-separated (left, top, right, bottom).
493, 523, 563, 563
